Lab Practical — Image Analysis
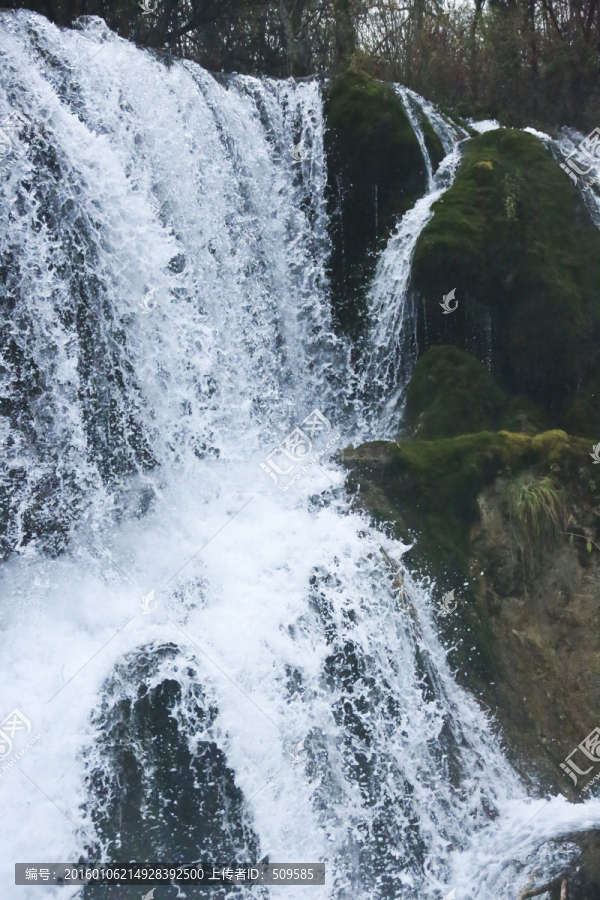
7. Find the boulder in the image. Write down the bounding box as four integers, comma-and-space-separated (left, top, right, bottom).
409, 128, 600, 434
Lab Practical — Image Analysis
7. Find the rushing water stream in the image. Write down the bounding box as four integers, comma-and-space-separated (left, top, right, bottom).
2, 10, 600, 900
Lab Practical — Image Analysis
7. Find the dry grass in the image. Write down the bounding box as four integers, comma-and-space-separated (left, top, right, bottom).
504, 473, 567, 574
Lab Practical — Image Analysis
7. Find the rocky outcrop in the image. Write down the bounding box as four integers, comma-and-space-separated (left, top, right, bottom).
343, 429, 600, 799
469, 469, 600, 793
409, 128, 600, 436
405, 345, 547, 439
326, 81, 600, 892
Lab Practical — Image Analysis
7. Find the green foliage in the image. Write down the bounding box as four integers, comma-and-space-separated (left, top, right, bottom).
12, 0, 599, 128
345, 429, 588, 575
360, 2, 600, 130
504, 472, 567, 546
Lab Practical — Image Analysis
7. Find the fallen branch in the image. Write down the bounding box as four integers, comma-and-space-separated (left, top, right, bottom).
518, 876, 567, 899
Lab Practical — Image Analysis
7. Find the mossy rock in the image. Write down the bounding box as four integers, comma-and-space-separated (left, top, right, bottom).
405, 344, 508, 438
343, 429, 590, 575
324, 71, 427, 339
408, 128, 600, 428
343, 429, 586, 698
404, 343, 548, 439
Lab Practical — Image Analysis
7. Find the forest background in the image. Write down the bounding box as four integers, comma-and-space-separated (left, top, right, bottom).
5, 0, 600, 135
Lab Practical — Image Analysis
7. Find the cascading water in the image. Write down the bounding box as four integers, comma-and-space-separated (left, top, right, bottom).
2, 11, 600, 900
396, 88, 435, 190
546, 127, 600, 226
354, 101, 465, 439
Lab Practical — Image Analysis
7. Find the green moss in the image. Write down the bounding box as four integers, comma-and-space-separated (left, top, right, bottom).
344, 429, 590, 575
344, 428, 595, 703
324, 71, 427, 338
405, 344, 508, 438
404, 344, 548, 440
409, 128, 600, 425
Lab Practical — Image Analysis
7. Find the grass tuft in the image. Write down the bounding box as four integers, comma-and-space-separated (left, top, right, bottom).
504, 472, 567, 564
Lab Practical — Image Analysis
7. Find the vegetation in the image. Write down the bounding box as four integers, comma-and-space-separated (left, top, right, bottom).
503, 471, 567, 567
405, 345, 512, 438
9, 0, 600, 130
505, 472, 566, 539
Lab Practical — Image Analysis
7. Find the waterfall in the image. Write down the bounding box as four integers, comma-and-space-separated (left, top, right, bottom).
2, 12, 600, 900
396, 87, 435, 190
538, 126, 600, 227
355, 115, 464, 439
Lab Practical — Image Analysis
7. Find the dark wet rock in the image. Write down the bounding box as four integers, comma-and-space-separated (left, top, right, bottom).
81, 645, 262, 899
324, 71, 427, 340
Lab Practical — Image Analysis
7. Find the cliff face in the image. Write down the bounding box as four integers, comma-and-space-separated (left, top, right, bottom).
469, 474, 600, 791
328, 89, 600, 782
343, 432, 600, 790
343, 434, 600, 894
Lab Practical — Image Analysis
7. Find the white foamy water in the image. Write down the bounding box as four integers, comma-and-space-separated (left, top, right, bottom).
552, 127, 600, 226
355, 142, 463, 438
396, 87, 434, 190
1, 11, 600, 900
